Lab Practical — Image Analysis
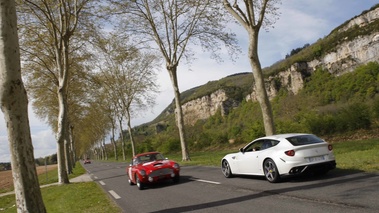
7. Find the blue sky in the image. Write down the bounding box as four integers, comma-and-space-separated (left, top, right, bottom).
1, 0, 378, 162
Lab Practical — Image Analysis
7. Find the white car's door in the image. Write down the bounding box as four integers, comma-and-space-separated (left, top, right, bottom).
234, 140, 266, 175
236, 151, 260, 175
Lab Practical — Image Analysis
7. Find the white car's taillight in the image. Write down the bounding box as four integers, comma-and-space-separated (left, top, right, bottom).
328, 144, 333, 151
285, 150, 295, 156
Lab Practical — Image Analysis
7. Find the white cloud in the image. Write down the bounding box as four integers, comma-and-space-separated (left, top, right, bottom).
31, 129, 57, 159
0, 106, 56, 162
0, 135, 11, 163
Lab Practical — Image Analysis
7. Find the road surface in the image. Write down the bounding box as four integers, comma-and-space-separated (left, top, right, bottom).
83, 161, 379, 213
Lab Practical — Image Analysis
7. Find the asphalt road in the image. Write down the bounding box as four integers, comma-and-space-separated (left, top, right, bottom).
83, 161, 379, 213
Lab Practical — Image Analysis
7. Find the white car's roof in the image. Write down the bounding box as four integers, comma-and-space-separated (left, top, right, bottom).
257, 133, 313, 140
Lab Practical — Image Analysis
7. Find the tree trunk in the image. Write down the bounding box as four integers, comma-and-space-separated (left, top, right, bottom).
56, 38, 70, 184
126, 110, 136, 157
248, 32, 275, 136
110, 122, 118, 160
65, 136, 72, 174
70, 125, 76, 168
103, 139, 108, 160
119, 118, 126, 160
167, 65, 190, 161
56, 83, 69, 183
0, 1, 46, 212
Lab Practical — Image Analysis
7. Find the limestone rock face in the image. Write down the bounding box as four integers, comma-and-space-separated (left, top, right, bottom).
338, 7, 379, 33
182, 89, 239, 125
179, 7, 379, 125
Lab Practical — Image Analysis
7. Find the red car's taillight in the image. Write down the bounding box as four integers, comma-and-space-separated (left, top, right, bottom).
285, 150, 295, 156
328, 144, 333, 151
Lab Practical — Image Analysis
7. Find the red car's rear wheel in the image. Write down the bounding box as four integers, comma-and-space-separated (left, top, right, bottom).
136, 175, 145, 190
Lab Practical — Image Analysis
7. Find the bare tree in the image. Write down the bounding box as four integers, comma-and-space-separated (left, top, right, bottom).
109, 0, 239, 161
223, 0, 281, 135
93, 33, 159, 157
0, 0, 46, 212
18, 0, 93, 183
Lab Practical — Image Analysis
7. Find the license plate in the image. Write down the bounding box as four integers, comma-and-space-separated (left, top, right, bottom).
307, 155, 325, 162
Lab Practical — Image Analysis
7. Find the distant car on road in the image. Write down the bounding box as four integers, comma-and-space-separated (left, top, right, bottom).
221, 133, 336, 183
84, 158, 91, 164
127, 152, 180, 190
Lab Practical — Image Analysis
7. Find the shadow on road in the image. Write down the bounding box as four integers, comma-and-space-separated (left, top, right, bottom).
150, 169, 378, 213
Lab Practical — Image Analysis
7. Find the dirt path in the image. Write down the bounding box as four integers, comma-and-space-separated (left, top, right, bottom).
0, 164, 57, 192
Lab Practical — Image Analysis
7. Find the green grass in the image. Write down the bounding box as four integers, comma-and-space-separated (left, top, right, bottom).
42, 162, 87, 184
41, 182, 120, 213
0, 163, 121, 213
0, 163, 87, 194
333, 138, 379, 172
0, 182, 121, 213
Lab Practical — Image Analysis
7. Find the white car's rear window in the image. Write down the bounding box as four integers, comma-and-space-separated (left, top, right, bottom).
286, 135, 324, 146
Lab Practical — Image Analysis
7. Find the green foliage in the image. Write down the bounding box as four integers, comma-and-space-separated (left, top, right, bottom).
300, 102, 373, 135
275, 119, 309, 134
302, 112, 337, 135
338, 103, 371, 131
158, 138, 181, 153
302, 62, 379, 104
372, 97, 379, 119
135, 138, 154, 153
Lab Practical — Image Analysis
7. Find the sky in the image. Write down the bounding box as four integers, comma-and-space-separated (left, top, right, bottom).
1, 0, 378, 162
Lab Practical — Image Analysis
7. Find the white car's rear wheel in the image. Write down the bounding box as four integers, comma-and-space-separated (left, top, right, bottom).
221, 160, 233, 178
263, 159, 281, 183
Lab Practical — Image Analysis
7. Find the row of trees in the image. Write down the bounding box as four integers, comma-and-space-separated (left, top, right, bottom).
1, 0, 281, 211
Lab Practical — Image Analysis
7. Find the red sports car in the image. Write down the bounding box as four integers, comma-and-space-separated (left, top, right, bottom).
127, 152, 180, 190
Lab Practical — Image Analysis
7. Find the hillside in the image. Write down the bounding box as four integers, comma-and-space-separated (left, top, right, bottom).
128, 4, 379, 154
150, 4, 379, 125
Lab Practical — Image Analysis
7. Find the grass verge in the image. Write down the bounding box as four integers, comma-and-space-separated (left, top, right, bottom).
0, 163, 121, 213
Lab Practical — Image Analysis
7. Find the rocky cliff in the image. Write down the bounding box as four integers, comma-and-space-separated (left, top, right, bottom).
178, 6, 379, 126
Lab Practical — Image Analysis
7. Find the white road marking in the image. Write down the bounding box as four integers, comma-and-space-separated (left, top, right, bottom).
94, 176, 98, 179
109, 190, 121, 199
190, 178, 221, 185
99, 181, 105, 185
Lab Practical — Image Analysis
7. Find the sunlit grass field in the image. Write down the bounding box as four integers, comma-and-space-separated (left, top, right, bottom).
0, 138, 378, 212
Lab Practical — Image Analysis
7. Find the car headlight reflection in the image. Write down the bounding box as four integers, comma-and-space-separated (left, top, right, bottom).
140, 170, 146, 176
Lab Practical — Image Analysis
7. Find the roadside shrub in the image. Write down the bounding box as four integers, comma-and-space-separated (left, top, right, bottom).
158, 138, 181, 153
275, 119, 309, 134
372, 97, 379, 119
302, 112, 337, 135
137, 139, 154, 153
228, 124, 242, 139
337, 103, 371, 131
240, 121, 265, 142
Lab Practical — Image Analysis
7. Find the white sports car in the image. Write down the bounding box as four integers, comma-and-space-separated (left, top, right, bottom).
221, 133, 336, 183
